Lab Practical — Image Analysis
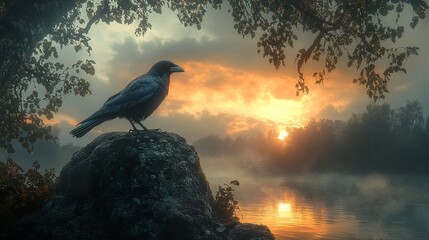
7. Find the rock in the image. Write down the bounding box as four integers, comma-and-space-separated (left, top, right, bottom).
228, 224, 274, 240
7, 131, 274, 240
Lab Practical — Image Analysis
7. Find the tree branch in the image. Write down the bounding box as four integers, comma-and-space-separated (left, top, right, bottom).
288, 0, 336, 29
297, 30, 324, 74
83, 0, 108, 34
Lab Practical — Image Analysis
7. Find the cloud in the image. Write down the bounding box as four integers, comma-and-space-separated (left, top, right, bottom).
43, 114, 78, 127
53, 3, 429, 149
103, 36, 364, 133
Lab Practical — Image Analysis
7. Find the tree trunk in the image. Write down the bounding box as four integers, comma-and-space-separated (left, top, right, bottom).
0, 0, 76, 85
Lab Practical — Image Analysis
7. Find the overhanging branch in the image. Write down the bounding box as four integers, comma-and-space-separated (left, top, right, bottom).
83, 0, 109, 33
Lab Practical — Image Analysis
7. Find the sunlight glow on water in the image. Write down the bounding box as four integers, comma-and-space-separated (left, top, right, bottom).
240, 198, 350, 240
234, 175, 429, 240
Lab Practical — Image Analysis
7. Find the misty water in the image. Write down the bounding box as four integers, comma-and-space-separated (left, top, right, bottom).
209, 174, 429, 240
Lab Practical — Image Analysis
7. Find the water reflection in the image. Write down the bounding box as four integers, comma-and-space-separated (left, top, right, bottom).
214, 174, 429, 240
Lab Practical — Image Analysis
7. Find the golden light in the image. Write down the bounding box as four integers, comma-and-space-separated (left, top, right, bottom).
46, 115, 79, 126
166, 61, 310, 134
277, 202, 292, 212
277, 130, 289, 140
242, 196, 332, 239
27, 114, 79, 127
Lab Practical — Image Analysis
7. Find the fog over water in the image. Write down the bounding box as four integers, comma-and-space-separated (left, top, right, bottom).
202, 158, 429, 240
195, 105, 429, 240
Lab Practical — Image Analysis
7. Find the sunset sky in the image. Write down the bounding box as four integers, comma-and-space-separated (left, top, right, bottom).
50, 5, 429, 147
3, 5, 428, 239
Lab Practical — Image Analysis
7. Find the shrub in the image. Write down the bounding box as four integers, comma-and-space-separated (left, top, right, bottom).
214, 180, 240, 223
0, 159, 56, 231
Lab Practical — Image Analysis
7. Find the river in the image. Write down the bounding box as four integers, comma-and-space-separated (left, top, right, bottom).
209, 174, 429, 240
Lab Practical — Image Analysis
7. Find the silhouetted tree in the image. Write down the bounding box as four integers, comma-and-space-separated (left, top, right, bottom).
390, 101, 426, 172
394, 100, 424, 132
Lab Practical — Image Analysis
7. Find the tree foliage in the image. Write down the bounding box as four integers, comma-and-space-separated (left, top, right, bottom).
0, 0, 427, 153
228, 0, 427, 98
0, 159, 56, 232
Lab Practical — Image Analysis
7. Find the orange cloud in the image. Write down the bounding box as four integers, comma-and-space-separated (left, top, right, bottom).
43, 114, 79, 127
86, 56, 371, 137
159, 61, 361, 134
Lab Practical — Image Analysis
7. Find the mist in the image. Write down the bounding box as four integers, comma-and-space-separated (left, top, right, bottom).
192, 100, 429, 239
0, 127, 80, 171
194, 100, 429, 179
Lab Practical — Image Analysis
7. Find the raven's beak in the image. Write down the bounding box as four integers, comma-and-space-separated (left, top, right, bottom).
170, 65, 185, 73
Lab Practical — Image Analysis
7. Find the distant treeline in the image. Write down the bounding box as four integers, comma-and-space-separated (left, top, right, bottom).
194, 101, 429, 174
0, 128, 80, 171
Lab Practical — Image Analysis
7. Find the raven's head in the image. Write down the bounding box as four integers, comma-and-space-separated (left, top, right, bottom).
148, 60, 184, 76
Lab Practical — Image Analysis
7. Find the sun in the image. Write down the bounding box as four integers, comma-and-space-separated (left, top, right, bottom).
277, 130, 289, 140
278, 202, 292, 212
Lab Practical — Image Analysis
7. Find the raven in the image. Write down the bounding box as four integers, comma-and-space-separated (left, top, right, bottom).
70, 60, 184, 137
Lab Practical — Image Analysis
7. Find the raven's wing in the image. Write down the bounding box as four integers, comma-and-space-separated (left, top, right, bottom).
78, 75, 161, 124
105, 75, 160, 107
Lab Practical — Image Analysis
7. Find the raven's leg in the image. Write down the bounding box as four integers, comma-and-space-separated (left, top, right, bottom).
138, 121, 161, 132
128, 119, 139, 132
136, 121, 149, 131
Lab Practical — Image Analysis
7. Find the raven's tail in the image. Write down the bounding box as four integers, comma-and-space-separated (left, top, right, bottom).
70, 119, 104, 138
